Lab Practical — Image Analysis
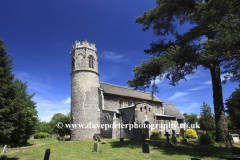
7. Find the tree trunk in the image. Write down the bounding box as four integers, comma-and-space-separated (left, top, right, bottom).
209, 61, 230, 142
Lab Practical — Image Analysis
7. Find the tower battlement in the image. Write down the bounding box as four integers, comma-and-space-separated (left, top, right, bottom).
72, 39, 97, 51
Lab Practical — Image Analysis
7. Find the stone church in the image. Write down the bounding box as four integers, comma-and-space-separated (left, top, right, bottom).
70, 40, 185, 141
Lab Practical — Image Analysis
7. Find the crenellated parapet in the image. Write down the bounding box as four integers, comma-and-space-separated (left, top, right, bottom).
71, 39, 97, 52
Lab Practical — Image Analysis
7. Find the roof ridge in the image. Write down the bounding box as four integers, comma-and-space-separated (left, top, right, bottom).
99, 81, 152, 95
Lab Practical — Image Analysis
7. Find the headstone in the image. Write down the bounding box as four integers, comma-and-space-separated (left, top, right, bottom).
164, 132, 170, 144
57, 135, 61, 143
51, 135, 53, 141
120, 138, 124, 142
30, 135, 34, 139
231, 147, 240, 155
62, 136, 66, 143
142, 142, 150, 154
171, 134, 177, 144
97, 136, 101, 142
180, 129, 185, 139
191, 158, 203, 160
94, 143, 99, 152
43, 149, 50, 160
2, 145, 7, 153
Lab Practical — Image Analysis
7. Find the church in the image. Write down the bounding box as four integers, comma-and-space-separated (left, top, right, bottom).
70, 40, 185, 141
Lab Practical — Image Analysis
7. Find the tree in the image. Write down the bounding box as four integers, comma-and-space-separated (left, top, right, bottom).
198, 102, 215, 130
127, 0, 240, 140
183, 113, 199, 128
225, 85, 240, 130
50, 113, 70, 136
0, 39, 38, 146
0, 38, 17, 145
10, 79, 38, 145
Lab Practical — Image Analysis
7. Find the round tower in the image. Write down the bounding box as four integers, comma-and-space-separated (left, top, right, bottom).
70, 39, 100, 140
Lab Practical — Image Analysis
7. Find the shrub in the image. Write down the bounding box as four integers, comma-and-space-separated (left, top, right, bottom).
185, 129, 197, 138
150, 130, 161, 140
33, 132, 50, 139
199, 132, 215, 145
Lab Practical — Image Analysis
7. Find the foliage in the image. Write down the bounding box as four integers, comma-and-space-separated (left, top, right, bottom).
199, 102, 215, 130
227, 117, 237, 130
215, 122, 225, 143
34, 121, 55, 134
225, 85, 240, 130
183, 113, 199, 128
185, 129, 197, 139
33, 132, 50, 139
180, 139, 188, 145
127, 0, 240, 139
150, 130, 161, 140
50, 113, 70, 136
0, 39, 38, 146
199, 132, 215, 146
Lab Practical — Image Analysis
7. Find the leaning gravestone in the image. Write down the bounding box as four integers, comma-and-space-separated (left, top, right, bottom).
171, 134, 177, 144
231, 147, 240, 155
94, 143, 99, 152
2, 145, 7, 153
62, 136, 66, 143
97, 136, 101, 142
44, 149, 50, 160
142, 142, 150, 154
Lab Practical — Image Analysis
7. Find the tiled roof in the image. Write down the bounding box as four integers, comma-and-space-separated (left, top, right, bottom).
99, 82, 163, 103
163, 103, 185, 119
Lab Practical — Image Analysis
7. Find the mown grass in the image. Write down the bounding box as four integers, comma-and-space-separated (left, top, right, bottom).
1, 137, 240, 160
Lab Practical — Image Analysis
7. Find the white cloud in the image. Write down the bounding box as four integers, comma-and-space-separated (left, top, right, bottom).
221, 73, 233, 82
33, 96, 70, 122
188, 85, 211, 91
168, 92, 189, 102
61, 97, 71, 104
199, 81, 212, 84
101, 51, 123, 61
178, 103, 200, 114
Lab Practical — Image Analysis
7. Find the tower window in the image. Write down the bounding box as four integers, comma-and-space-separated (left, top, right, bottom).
128, 99, 133, 106
89, 56, 94, 68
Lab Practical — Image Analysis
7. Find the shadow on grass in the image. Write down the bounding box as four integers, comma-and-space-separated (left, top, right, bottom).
109, 139, 236, 159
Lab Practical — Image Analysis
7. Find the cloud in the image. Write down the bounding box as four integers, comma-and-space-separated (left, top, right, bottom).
178, 103, 200, 114
221, 73, 233, 82
61, 97, 71, 104
188, 85, 211, 91
199, 81, 212, 84
101, 51, 123, 61
168, 92, 189, 102
33, 96, 71, 122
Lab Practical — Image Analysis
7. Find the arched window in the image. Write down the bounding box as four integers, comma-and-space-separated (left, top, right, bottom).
149, 108, 151, 112
128, 99, 133, 106
88, 56, 94, 68
144, 106, 147, 114
119, 99, 124, 108
140, 107, 142, 112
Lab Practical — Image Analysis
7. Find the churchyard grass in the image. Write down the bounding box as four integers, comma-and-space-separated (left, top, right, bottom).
1, 137, 240, 160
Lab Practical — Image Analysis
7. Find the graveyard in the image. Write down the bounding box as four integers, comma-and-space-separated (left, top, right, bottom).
1, 135, 240, 160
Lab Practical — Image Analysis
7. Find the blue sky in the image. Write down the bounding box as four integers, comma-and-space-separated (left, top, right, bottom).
1, 0, 239, 122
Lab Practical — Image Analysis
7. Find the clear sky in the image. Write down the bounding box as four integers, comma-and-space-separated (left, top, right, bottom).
1, 0, 239, 122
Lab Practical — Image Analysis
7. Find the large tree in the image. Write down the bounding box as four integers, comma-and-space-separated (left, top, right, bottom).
198, 102, 215, 130
225, 85, 240, 130
127, 0, 240, 141
0, 39, 38, 146
183, 113, 199, 128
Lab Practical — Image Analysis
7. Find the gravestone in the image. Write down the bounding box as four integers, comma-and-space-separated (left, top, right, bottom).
62, 136, 66, 143
180, 129, 185, 139
120, 138, 124, 142
231, 147, 240, 155
191, 158, 203, 160
57, 136, 61, 143
94, 143, 99, 152
165, 132, 170, 144
43, 149, 50, 160
97, 136, 101, 142
177, 133, 179, 138
171, 134, 177, 144
30, 135, 34, 139
2, 145, 7, 153
51, 135, 53, 141
142, 142, 150, 154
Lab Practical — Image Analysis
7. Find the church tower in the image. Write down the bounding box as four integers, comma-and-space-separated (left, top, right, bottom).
70, 40, 100, 140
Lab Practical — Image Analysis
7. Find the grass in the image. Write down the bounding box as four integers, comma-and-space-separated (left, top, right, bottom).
1, 137, 240, 160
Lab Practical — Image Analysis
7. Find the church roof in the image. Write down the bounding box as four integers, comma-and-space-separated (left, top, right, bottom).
99, 82, 163, 103
163, 103, 185, 119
